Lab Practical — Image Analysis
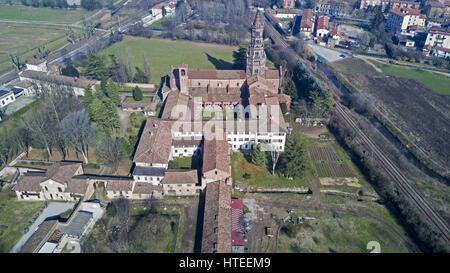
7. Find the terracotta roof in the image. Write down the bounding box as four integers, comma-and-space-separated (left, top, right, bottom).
187, 70, 246, 80
332, 28, 341, 36
27, 58, 46, 65
390, 8, 421, 16
434, 46, 450, 53
20, 70, 97, 88
45, 162, 82, 184
201, 180, 232, 253
64, 177, 89, 194
105, 179, 134, 191
276, 8, 300, 14
429, 27, 450, 35
14, 80, 32, 88
20, 220, 58, 253
13, 172, 47, 192
316, 16, 329, 31
161, 92, 189, 120
203, 133, 231, 174
133, 166, 166, 176
133, 119, 173, 164
162, 169, 198, 184
133, 182, 162, 194
300, 9, 315, 29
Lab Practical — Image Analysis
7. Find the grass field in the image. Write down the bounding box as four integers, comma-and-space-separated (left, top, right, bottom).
379, 64, 450, 95
0, 6, 95, 23
231, 152, 309, 188
98, 37, 237, 84
332, 57, 450, 95
98, 37, 276, 84
0, 23, 82, 74
277, 209, 410, 253
0, 188, 43, 253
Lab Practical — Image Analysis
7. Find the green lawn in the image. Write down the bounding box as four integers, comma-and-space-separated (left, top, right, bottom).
0, 23, 81, 74
332, 58, 450, 95
169, 156, 201, 169
231, 152, 309, 188
0, 188, 43, 253
98, 37, 238, 84
379, 64, 450, 95
0, 6, 95, 23
124, 97, 151, 103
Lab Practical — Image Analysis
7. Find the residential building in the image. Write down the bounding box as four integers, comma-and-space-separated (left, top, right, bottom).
387, 8, 421, 31
315, 0, 349, 16
315, 16, 330, 37
300, 9, 316, 37
26, 58, 47, 72
13, 162, 92, 201
424, 27, 450, 57
360, 0, 390, 10
0, 90, 15, 108
275, 8, 300, 19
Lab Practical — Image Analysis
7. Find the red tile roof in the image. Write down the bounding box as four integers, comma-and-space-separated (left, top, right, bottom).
203, 133, 231, 174
133, 119, 174, 164
201, 181, 232, 253
316, 16, 329, 31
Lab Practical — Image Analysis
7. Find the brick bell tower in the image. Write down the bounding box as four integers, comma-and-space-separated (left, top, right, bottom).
246, 10, 266, 78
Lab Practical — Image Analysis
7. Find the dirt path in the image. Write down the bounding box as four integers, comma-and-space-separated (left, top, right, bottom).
118, 110, 130, 138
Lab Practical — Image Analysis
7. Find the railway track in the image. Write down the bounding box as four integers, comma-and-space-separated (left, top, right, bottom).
264, 17, 450, 244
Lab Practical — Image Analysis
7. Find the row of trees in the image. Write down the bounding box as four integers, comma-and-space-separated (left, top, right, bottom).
85, 50, 152, 85
250, 138, 307, 179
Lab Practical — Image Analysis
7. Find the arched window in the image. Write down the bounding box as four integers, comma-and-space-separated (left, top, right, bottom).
181, 69, 186, 76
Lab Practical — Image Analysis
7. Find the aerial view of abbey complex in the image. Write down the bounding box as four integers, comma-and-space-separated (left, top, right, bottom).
0, 0, 448, 262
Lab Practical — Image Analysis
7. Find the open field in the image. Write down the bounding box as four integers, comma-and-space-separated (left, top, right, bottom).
243, 191, 417, 253
98, 37, 237, 84
0, 22, 80, 74
331, 57, 450, 95
96, 37, 276, 84
330, 57, 450, 173
0, 5, 95, 24
0, 188, 43, 253
231, 152, 309, 189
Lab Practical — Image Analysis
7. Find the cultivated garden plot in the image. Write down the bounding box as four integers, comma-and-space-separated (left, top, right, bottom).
308, 146, 354, 178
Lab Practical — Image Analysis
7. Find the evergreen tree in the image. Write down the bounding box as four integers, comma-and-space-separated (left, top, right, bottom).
86, 54, 109, 80
104, 78, 122, 106
251, 143, 267, 168
278, 138, 307, 178
232, 46, 248, 69
61, 65, 79, 78
133, 86, 143, 101
282, 77, 298, 101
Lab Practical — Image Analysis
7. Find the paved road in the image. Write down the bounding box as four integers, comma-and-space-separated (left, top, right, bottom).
10, 201, 75, 253
4, 96, 37, 116
308, 44, 350, 63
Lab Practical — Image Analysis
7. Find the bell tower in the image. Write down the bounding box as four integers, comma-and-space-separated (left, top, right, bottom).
246, 10, 266, 78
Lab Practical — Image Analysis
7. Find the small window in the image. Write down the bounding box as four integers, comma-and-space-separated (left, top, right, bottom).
58, 187, 62, 192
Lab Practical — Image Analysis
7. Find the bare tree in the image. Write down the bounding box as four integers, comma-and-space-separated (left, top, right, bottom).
8, 54, 21, 71
96, 137, 124, 169
59, 109, 94, 163
270, 144, 280, 176
126, 47, 134, 82
143, 52, 151, 84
